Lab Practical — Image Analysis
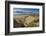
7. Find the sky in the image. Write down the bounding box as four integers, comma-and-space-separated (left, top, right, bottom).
13, 8, 39, 15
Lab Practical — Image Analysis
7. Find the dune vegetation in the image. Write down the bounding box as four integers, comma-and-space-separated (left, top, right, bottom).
13, 15, 39, 27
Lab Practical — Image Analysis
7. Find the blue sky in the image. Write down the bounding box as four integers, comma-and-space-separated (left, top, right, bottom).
13, 8, 39, 13
13, 8, 39, 15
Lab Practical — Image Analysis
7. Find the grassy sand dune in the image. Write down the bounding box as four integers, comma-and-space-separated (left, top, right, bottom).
13, 15, 39, 27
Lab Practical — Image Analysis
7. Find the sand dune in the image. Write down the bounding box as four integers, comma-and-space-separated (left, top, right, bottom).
13, 15, 39, 27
